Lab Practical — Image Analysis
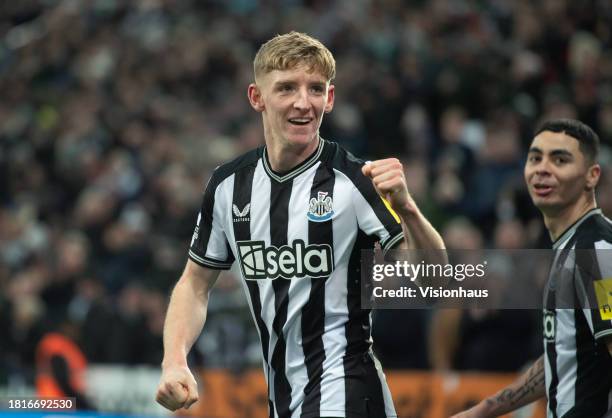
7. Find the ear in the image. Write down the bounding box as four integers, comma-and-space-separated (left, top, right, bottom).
248, 83, 265, 112
324, 84, 335, 113
585, 163, 601, 191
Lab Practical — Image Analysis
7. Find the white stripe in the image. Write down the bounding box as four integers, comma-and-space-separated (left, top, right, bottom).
203, 175, 234, 262
223, 170, 271, 392
595, 329, 612, 339
554, 308, 577, 417
187, 250, 232, 268
317, 173, 358, 413
334, 170, 394, 246
382, 232, 404, 254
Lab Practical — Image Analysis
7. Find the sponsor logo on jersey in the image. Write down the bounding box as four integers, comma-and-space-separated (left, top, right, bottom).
594, 278, 612, 320
543, 309, 556, 341
232, 203, 251, 222
308, 191, 333, 222
236, 239, 333, 280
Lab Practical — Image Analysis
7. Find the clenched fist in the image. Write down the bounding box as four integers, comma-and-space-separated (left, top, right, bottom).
361, 158, 417, 217
155, 365, 199, 411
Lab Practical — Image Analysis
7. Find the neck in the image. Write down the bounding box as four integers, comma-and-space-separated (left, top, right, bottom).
265, 135, 320, 173
543, 197, 597, 242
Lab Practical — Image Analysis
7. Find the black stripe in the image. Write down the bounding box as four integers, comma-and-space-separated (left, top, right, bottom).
344, 230, 389, 418
545, 241, 575, 417
231, 164, 274, 418
301, 164, 334, 417
571, 308, 612, 418
270, 181, 293, 418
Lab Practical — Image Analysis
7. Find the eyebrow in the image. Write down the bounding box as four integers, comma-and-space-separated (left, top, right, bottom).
273, 79, 326, 86
528, 147, 574, 158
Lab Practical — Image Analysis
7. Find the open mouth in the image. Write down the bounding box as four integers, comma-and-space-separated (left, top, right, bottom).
533, 183, 554, 196
288, 118, 312, 126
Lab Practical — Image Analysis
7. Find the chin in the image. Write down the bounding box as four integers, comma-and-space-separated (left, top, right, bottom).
286, 131, 318, 146
532, 198, 562, 213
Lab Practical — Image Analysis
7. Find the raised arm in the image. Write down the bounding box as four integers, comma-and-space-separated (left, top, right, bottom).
450, 355, 546, 418
361, 157, 446, 268
155, 260, 221, 411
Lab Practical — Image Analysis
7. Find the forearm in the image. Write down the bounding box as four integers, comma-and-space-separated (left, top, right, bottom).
162, 274, 209, 368
478, 356, 546, 417
428, 309, 461, 371
397, 205, 445, 251
398, 208, 446, 266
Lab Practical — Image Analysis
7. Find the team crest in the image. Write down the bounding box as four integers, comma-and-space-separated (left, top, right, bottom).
308, 192, 334, 222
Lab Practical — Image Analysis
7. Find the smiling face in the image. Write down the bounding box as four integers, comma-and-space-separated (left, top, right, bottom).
524, 130, 599, 216
248, 64, 334, 153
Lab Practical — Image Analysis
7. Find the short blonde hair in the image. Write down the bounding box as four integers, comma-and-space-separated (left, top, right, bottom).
253, 31, 336, 82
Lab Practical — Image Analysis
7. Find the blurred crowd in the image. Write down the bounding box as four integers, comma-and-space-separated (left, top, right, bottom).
2, 0, 612, 386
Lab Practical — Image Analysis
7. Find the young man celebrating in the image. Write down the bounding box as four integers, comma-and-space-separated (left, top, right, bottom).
155, 32, 444, 418
452, 119, 612, 418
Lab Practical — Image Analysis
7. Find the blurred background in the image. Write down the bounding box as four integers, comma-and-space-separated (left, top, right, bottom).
1, 0, 612, 416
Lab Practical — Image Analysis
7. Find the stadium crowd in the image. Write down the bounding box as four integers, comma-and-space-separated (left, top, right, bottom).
2, 0, 612, 387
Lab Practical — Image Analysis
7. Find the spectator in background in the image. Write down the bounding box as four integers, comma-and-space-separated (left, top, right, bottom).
429, 218, 540, 372
35, 318, 96, 410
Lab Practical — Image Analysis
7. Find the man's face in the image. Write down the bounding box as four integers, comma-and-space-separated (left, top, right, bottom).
248, 65, 334, 149
524, 131, 598, 214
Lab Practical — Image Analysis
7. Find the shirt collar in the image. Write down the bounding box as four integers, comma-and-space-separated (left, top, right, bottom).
262, 138, 325, 183
552, 207, 602, 250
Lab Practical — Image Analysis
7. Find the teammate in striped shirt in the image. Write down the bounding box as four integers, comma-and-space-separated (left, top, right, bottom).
452, 119, 612, 418
155, 31, 445, 418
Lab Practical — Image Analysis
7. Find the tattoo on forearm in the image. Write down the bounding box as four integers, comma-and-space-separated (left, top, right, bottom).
486, 358, 545, 408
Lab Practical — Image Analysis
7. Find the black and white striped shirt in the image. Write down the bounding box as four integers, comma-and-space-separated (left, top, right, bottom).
544, 208, 612, 418
189, 139, 402, 418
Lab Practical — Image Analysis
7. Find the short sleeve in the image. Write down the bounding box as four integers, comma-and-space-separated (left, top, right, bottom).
350, 169, 404, 254
574, 241, 612, 340
188, 172, 235, 270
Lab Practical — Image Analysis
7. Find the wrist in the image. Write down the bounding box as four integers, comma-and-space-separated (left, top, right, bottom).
161, 355, 188, 370
397, 203, 420, 222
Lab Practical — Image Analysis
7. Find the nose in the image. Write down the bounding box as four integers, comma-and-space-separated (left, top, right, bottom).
533, 159, 551, 177
293, 87, 311, 111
